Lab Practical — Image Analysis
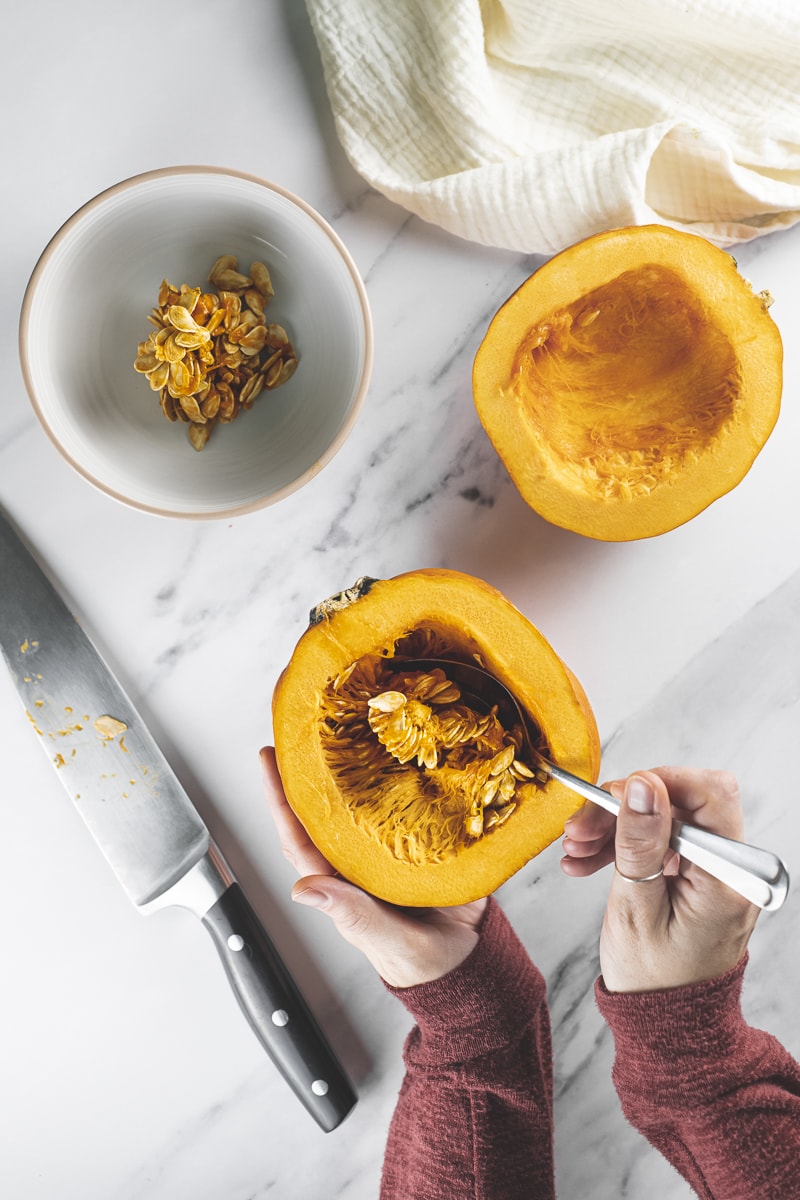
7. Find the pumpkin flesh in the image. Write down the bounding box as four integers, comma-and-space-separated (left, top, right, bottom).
272, 570, 600, 906
473, 226, 783, 540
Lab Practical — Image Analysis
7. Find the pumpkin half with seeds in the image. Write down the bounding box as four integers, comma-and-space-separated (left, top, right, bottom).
472, 225, 783, 541
272, 570, 600, 906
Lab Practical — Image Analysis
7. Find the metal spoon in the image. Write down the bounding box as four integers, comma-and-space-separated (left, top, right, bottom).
388, 657, 790, 912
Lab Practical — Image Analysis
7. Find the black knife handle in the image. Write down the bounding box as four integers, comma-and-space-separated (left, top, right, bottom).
201, 883, 357, 1131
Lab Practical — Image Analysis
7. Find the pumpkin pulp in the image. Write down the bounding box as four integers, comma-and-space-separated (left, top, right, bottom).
318, 630, 551, 869
513, 264, 738, 502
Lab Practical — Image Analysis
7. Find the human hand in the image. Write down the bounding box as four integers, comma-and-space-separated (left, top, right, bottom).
260, 747, 488, 989
560, 767, 760, 993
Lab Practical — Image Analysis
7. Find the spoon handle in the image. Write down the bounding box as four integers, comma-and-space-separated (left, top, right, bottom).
546, 763, 789, 911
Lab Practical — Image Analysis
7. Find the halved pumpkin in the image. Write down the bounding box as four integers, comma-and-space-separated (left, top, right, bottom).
473, 225, 783, 541
272, 569, 600, 906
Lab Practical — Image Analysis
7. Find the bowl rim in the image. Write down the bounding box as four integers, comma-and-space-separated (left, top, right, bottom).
18, 164, 374, 520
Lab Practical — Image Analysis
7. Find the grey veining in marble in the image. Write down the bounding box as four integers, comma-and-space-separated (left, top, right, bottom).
2, 2, 799, 1198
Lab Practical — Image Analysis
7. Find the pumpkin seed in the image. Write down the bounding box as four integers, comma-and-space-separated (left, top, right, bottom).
133, 254, 298, 449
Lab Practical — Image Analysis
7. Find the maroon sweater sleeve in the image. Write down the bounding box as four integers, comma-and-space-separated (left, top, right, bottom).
596, 956, 800, 1199
380, 897, 555, 1200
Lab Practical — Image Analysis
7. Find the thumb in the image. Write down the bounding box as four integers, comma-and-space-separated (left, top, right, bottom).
612, 773, 672, 893
291, 873, 398, 959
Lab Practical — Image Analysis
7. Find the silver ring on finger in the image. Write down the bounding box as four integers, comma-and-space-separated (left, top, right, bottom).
614, 864, 665, 883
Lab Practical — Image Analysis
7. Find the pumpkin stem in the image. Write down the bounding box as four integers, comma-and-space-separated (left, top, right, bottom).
308, 576, 379, 626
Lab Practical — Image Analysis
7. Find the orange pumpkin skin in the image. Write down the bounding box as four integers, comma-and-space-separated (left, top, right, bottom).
473, 225, 783, 541
272, 569, 600, 906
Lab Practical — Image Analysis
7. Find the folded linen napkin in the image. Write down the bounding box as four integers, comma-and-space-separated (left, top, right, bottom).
305, 0, 800, 253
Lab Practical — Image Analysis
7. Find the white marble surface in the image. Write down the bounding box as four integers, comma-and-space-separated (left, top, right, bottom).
2, 4, 799, 1198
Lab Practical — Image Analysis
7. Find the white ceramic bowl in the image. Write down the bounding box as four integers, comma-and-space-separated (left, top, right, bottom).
19, 167, 373, 518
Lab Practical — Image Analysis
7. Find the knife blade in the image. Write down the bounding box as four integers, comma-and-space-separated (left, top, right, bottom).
0, 506, 356, 1131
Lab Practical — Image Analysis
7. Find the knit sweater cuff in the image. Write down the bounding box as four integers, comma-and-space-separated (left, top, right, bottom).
383, 897, 546, 1065
595, 954, 752, 1105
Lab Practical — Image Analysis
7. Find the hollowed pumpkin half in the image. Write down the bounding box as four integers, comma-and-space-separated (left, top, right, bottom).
272, 569, 600, 906
473, 225, 783, 541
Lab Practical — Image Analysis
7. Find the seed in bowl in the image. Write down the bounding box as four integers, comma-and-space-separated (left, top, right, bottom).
133, 255, 298, 450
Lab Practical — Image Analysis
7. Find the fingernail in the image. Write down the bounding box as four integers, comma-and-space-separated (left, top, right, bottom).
292, 886, 330, 909
626, 776, 656, 814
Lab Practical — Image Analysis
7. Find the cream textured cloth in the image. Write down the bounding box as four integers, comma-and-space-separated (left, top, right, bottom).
305, 0, 800, 253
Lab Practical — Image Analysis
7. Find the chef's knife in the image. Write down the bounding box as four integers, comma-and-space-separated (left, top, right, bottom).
0, 507, 356, 1132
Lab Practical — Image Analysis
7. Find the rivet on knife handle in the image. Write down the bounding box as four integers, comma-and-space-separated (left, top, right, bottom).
202, 882, 356, 1131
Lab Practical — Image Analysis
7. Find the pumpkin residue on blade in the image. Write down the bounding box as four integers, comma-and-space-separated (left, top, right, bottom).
94, 715, 128, 741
